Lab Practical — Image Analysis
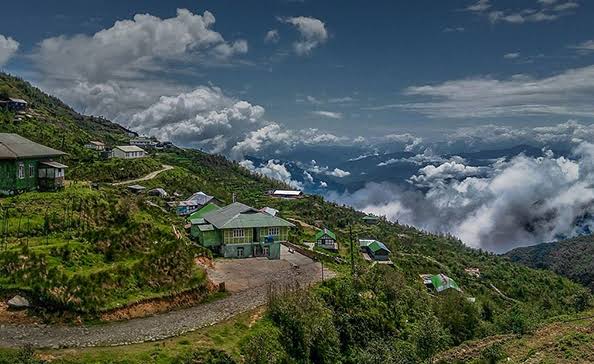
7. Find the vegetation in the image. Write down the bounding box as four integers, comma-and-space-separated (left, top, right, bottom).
0, 72, 593, 361
505, 234, 594, 291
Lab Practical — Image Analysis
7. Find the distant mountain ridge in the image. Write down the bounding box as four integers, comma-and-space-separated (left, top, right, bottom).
505, 235, 594, 291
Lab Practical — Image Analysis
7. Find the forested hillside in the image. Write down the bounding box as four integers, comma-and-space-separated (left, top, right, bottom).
0, 72, 592, 363
505, 235, 594, 291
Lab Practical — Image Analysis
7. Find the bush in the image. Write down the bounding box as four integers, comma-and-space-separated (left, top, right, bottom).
240, 320, 287, 364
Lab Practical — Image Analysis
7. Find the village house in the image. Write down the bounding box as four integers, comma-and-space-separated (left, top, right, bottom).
359, 239, 392, 262
420, 273, 461, 293
0, 133, 67, 195
315, 228, 338, 251
176, 191, 222, 216
84, 141, 106, 151
188, 202, 221, 221
0, 98, 28, 111
191, 202, 295, 259
112, 145, 146, 159
362, 214, 380, 224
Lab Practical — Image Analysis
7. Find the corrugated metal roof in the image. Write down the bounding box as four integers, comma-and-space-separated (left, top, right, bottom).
190, 218, 206, 225
273, 190, 302, 196
198, 224, 215, 232
185, 191, 215, 206
315, 228, 336, 241
0, 133, 66, 160
188, 203, 221, 220
203, 202, 295, 229
40, 161, 68, 168
115, 145, 145, 153
8, 98, 27, 104
359, 239, 391, 254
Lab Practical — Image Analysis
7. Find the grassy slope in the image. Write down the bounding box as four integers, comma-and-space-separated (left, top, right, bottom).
505, 235, 594, 291
436, 309, 594, 363
0, 73, 592, 361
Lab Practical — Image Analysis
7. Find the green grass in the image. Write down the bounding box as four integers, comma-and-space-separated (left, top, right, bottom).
0, 309, 262, 363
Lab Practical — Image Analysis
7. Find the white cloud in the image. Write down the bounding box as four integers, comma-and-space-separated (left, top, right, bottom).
265, 29, 280, 44
240, 159, 303, 189
570, 40, 594, 53
307, 160, 351, 177
466, 0, 579, 24
280, 16, 328, 55
400, 64, 594, 118
129, 86, 265, 153
32, 9, 247, 121
312, 110, 343, 119
328, 143, 594, 253
503, 52, 520, 59
0, 34, 19, 66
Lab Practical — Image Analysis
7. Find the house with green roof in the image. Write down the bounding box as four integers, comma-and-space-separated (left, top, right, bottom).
0, 133, 67, 195
315, 228, 338, 251
191, 202, 295, 259
359, 239, 392, 262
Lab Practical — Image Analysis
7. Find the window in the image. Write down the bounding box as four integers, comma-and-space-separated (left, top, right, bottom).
232, 229, 245, 238
237, 247, 244, 257
28, 164, 35, 178
268, 227, 280, 236
17, 162, 24, 179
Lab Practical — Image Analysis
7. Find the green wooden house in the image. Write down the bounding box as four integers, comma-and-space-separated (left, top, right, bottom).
191, 202, 294, 259
0, 133, 67, 195
315, 228, 338, 251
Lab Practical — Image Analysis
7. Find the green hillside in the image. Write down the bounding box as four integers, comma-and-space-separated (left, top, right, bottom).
0, 72, 592, 363
505, 235, 594, 292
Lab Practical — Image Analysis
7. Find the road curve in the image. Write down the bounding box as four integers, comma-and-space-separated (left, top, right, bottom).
0, 253, 324, 349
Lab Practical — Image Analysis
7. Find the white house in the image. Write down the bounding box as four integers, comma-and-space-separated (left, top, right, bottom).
113, 145, 146, 159
84, 141, 105, 151
271, 190, 303, 198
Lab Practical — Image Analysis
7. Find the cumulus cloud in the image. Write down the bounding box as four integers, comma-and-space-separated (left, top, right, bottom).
31, 9, 247, 121
328, 143, 594, 252
465, 0, 579, 24
312, 110, 343, 119
240, 159, 303, 189
0, 34, 19, 66
399, 65, 594, 118
129, 86, 265, 153
307, 160, 351, 177
280, 16, 328, 55
265, 29, 280, 43
231, 124, 348, 159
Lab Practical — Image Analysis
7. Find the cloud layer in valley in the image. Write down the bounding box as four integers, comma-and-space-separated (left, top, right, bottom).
328, 140, 594, 253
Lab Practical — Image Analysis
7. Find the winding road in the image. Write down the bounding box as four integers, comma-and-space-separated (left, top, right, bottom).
111, 164, 174, 186
0, 247, 327, 349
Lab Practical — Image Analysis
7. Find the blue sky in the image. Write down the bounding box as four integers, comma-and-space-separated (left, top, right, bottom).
1, 0, 594, 154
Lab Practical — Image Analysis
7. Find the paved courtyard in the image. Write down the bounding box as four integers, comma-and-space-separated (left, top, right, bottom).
207, 244, 333, 292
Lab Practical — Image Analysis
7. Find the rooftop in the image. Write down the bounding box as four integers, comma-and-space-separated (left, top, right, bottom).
273, 190, 302, 196
115, 145, 145, 153
203, 202, 295, 229
0, 133, 66, 160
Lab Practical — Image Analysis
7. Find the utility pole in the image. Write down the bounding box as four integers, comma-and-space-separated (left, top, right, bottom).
349, 224, 355, 277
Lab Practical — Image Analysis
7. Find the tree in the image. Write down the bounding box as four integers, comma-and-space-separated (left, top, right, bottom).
240, 320, 287, 364
413, 315, 450, 363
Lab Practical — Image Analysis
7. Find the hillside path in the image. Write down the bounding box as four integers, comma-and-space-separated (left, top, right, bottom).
112, 164, 174, 186
0, 246, 328, 349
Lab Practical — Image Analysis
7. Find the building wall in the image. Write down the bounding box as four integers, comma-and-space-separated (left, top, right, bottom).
222, 226, 289, 244
222, 241, 281, 259
0, 159, 38, 194
196, 229, 222, 248
113, 149, 145, 159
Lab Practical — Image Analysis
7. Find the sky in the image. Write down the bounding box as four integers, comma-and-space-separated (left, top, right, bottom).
2, 0, 594, 251
1, 0, 594, 157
